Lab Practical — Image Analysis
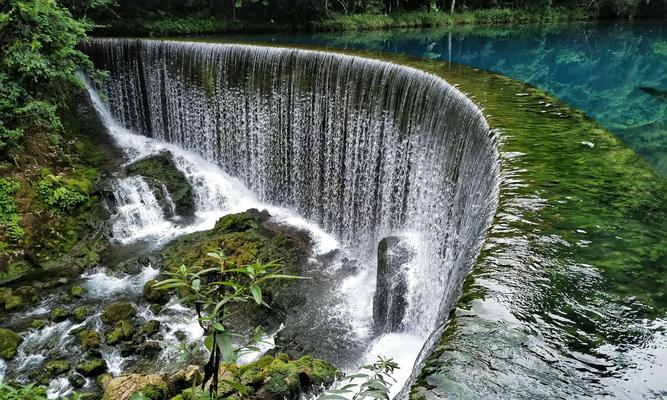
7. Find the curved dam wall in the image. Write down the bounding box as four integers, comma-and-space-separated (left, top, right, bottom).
83, 38, 500, 376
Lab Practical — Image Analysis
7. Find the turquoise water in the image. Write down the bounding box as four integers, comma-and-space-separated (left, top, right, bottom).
231, 20, 667, 175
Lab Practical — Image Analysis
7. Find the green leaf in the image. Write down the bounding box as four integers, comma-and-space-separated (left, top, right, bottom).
250, 284, 262, 304
216, 332, 236, 363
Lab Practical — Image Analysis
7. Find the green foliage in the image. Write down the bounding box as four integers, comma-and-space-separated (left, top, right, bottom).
0, 0, 93, 154
321, 356, 399, 400
155, 249, 302, 396
0, 178, 23, 242
38, 174, 88, 211
0, 383, 47, 400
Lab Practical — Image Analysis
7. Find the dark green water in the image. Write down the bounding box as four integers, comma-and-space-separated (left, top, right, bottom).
230, 21, 667, 176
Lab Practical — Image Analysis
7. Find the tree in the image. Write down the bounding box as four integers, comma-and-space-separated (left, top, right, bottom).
0, 0, 93, 155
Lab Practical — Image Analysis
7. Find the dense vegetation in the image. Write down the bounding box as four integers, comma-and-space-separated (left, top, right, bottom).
78, 0, 667, 35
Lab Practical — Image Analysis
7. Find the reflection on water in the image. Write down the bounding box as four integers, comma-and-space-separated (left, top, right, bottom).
230, 20, 667, 176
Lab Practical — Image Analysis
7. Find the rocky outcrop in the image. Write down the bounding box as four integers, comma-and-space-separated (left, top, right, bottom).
373, 236, 415, 334
124, 151, 194, 219
159, 209, 313, 334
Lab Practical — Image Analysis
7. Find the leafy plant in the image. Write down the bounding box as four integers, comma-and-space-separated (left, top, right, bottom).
0, 383, 47, 400
155, 249, 302, 396
0, 178, 23, 242
0, 0, 93, 154
38, 174, 87, 211
321, 356, 399, 400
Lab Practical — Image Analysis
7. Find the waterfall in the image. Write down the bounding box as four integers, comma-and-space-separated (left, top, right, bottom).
82, 39, 500, 394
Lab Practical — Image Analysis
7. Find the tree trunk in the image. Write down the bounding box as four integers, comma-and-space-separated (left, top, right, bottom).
450, 0, 456, 15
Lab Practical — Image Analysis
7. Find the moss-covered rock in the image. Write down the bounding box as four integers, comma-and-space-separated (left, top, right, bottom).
73, 305, 90, 322
101, 301, 136, 324
0, 328, 22, 360
106, 320, 134, 345
143, 279, 169, 304
79, 329, 101, 350
45, 359, 71, 376
75, 358, 108, 377
51, 307, 69, 322
71, 285, 87, 298
139, 320, 161, 337
3, 293, 22, 310
125, 152, 194, 219
31, 319, 47, 329
102, 373, 168, 400
69, 372, 86, 388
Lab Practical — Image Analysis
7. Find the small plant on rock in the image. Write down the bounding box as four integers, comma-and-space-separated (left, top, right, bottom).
155, 249, 301, 397
320, 356, 400, 400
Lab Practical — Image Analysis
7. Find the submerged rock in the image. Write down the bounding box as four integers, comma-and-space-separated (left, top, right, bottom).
125, 151, 194, 219
0, 328, 22, 360
101, 301, 136, 324
373, 236, 414, 334
68, 372, 86, 388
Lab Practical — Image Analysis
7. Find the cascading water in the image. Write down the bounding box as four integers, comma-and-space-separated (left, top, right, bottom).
82, 39, 500, 396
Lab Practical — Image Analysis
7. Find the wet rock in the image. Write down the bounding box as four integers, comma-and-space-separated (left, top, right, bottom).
102, 373, 167, 400
71, 286, 87, 298
0, 328, 22, 360
80, 330, 101, 350
143, 279, 169, 304
137, 255, 152, 267
106, 320, 134, 345
68, 372, 86, 388
51, 307, 70, 322
3, 293, 22, 310
44, 359, 71, 376
140, 320, 161, 337
373, 236, 414, 334
101, 301, 136, 324
174, 331, 188, 342
73, 305, 91, 322
139, 340, 162, 358
31, 319, 47, 330
234, 354, 340, 399
166, 365, 201, 394
125, 151, 195, 219
75, 358, 108, 377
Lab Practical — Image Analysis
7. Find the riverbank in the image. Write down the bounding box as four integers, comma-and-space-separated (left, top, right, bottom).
96, 7, 594, 36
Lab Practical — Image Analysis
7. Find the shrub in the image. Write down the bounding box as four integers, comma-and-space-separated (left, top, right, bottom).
0, 178, 23, 242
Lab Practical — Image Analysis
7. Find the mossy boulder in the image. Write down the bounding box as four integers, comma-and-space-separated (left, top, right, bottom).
3, 293, 22, 310
75, 358, 108, 377
238, 355, 340, 398
45, 359, 71, 376
0, 328, 22, 359
125, 152, 194, 219
101, 301, 136, 324
102, 373, 167, 400
51, 307, 69, 322
69, 372, 86, 388
31, 319, 47, 329
71, 286, 87, 298
73, 305, 91, 322
143, 279, 169, 304
80, 329, 101, 350
140, 320, 161, 337
106, 320, 134, 345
